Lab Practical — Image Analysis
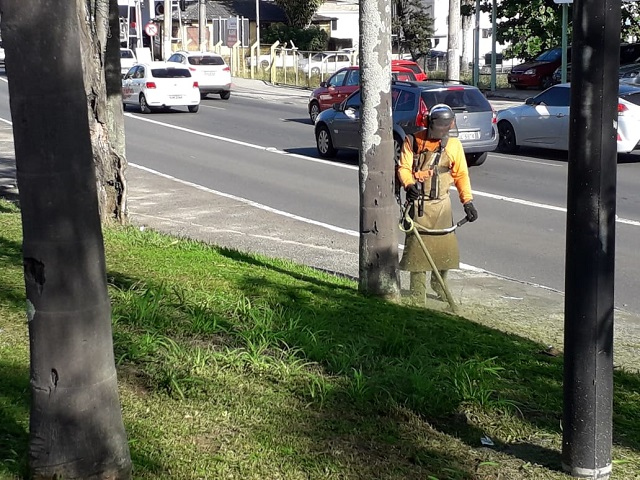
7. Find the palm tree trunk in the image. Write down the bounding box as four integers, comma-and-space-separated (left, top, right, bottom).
1, 1, 132, 478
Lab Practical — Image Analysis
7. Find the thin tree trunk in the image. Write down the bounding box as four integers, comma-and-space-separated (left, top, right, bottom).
1, 1, 132, 478
358, 0, 400, 300
447, 0, 461, 80
461, 1, 473, 73
78, 0, 128, 224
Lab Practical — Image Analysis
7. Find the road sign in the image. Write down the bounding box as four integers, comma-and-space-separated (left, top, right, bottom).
227, 17, 238, 47
144, 22, 158, 37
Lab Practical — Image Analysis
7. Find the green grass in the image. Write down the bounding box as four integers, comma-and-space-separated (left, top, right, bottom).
1, 198, 639, 479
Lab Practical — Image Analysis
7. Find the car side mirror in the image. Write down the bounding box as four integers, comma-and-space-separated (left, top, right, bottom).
320, 81, 328, 88
525, 97, 535, 105
332, 102, 343, 111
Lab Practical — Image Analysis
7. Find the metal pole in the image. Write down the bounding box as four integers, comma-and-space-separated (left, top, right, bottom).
199, 0, 207, 52
163, 0, 171, 60
561, 4, 568, 83
562, 0, 621, 478
490, 0, 496, 91
255, 0, 261, 57
473, 0, 480, 86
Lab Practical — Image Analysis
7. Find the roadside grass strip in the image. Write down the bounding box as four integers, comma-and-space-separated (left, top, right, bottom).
1, 199, 639, 479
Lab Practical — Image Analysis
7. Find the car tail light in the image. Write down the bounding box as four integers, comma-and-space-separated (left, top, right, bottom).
617, 132, 622, 141
416, 98, 428, 128
223, 66, 230, 72
189, 67, 196, 72
491, 107, 497, 124
193, 82, 199, 88
618, 103, 628, 115
446, 86, 465, 91
145, 82, 156, 89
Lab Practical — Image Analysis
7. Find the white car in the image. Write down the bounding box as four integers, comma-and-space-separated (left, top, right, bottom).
497, 83, 640, 153
298, 51, 353, 76
121, 61, 200, 113
120, 48, 136, 76
167, 51, 232, 99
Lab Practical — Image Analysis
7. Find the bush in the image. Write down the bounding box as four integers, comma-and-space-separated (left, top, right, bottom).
261, 23, 329, 52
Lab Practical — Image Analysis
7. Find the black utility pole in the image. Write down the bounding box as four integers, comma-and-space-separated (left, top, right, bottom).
358, 0, 400, 300
562, 0, 621, 478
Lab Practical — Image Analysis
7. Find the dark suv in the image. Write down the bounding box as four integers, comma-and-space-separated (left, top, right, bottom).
314, 80, 498, 167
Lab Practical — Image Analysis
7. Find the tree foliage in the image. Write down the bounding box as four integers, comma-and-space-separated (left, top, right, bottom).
392, 0, 435, 61
487, 0, 640, 61
274, 0, 323, 29
261, 23, 328, 51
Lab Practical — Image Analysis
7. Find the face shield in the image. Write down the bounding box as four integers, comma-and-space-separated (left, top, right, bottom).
426, 104, 458, 140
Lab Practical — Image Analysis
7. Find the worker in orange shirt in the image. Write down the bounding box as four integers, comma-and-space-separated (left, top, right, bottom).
397, 104, 478, 305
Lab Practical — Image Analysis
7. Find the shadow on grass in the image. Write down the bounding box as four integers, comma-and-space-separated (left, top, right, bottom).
0, 361, 29, 479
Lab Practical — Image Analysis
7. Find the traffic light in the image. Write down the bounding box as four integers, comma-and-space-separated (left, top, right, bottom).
179, 0, 186, 11
154, 1, 164, 15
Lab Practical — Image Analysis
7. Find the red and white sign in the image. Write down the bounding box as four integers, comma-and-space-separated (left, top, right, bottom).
226, 17, 238, 47
144, 22, 158, 37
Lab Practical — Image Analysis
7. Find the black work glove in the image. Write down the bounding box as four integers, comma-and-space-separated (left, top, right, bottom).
463, 201, 478, 222
406, 183, 421, 201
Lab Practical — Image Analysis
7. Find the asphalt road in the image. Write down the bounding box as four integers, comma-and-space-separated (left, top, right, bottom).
1, 74, 640, 316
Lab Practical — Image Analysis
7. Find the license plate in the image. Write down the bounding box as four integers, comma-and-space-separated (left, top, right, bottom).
169, 95, 183, 100
458, 131, 480, 141
204, 71, 216, 76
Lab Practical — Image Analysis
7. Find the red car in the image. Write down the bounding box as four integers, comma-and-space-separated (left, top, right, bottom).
308, 65, 417, 122
391, 59, 428, 81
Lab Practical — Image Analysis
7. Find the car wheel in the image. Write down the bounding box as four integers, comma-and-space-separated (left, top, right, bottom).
122, 103, 126, 112
311, 67, 320, 76
139, 94, 151, 114
465, 152, 487, 167
309, 102, 320, 123
220, 91, 231, 100
316, 124, 337, 158
513, 85, 526, 90
200, 92, 208, 99
188, 105, 199, 113
541, 76, 553, 90
393, 134, 402, 165
498, 121, 519, 153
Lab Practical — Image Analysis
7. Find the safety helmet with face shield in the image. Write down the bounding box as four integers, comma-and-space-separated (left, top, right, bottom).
425, 103, 458, 141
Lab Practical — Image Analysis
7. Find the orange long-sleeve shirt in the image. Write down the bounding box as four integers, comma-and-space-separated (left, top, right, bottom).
397, 133, 473, 204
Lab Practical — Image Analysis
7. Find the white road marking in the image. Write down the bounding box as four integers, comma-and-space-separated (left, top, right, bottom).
125, 114, 640, 227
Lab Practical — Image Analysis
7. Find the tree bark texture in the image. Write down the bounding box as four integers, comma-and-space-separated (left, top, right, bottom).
447, 0, 461, 80
1, 1, 132, 478
78, 0, 128, 224
358, 0, 400, 300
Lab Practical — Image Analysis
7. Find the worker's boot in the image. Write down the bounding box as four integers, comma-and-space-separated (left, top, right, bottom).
409, 271, 428, 307
430, 270, 449, 301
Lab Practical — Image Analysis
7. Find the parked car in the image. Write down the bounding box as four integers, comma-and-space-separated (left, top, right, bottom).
551, 63, 571, 85
391, 59, 428, 81
496, 83, 640, 153
508, 47, 568, 90
167, 51, 231, 99
121, 61, 200, 113
298, 51, 353, 76
0, 41, 5, 65
314, 80, 498, 167
307, 65, 417, 122
120, 48, 136, 76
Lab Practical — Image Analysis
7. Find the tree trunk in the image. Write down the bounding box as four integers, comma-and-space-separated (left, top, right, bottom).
358, 0, 400, 300
447, 0, 461, 80
78, 0, 128, 224
1, 1, 132, 478
461, 1, 473, 73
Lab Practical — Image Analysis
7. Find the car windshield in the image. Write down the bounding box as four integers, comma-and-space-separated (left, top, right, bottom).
421, 88, 492, 113
536, 49, 561, 62
188, 55, 224, 66
121, 50, 135, 59
151, 68, 191, 78
311, 53, 329, 61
